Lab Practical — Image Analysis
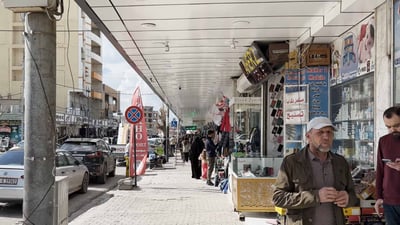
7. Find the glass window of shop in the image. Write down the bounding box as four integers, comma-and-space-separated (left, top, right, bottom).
394, 0, 400, 103
231, 90, 261, 157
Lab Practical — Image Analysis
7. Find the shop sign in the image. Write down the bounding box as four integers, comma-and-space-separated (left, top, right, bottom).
285, 109, 307, 124
56, 113, 65, 122
230, 97, 261, 105
184, 125, 197, 130
0, 126, 11, 133
239, 42, 270, 84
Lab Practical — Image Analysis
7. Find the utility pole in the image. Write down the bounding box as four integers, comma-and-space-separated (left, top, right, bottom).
86, 90, 90, 138
166, 107, 170, 162
23, 12, 56, 224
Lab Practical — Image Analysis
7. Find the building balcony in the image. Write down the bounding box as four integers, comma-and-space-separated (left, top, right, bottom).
90, 51, 102, 64
91, 91, 102, 100
91, 71, 102, 82
89, 32, 102, 46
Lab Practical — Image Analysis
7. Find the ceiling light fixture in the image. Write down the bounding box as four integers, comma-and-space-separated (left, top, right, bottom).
232, 20, 250, 26
141, 22, 156, 28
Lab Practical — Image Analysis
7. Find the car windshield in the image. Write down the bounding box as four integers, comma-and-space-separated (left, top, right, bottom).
60, 142, 96, 151
0, 150, 24, 165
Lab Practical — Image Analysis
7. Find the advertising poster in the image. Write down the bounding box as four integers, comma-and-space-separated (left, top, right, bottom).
331, 41, 342, 86
301, 67, 329, 119
341, 32, 358, 81
128, 86, 148, 176
357, 15, 375, 75
395, 0, 400, 67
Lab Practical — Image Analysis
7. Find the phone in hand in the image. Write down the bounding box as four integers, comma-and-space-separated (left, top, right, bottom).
382, 159, 392, 163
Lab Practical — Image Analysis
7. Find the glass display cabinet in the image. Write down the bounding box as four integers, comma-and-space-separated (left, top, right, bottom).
229, 155, 283, 213
330, 73, 374, 170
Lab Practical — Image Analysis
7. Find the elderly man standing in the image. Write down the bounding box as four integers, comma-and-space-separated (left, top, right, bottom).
273, 117, 358, 225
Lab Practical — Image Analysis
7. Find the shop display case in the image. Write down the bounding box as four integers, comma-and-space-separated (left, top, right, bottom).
230, 97, 261, 153
230, 155, 283, 213
330, 73, 374, 169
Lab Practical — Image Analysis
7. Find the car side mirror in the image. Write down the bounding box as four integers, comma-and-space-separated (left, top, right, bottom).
75, 160, 80, 166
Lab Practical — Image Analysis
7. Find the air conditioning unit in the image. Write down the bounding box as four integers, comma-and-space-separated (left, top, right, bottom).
1, 0, 58, 12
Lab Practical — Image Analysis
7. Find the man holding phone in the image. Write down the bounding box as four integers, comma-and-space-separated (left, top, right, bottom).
375, 106, 400, 225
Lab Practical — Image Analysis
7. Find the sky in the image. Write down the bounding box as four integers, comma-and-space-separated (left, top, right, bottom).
101, 37, 164, 114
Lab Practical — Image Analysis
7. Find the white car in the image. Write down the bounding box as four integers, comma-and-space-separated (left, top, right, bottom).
0, 148, 89, 203
234, 134, 249, 145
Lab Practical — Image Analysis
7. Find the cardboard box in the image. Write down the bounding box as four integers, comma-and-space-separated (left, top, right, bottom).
360, 200, 376, 208
343, 207, 361, 216
361, 207, 383, 215
275, 206, 286, 215
346, 215, 360, 222
268, 43, 289, 65
300, 44, 330, 67
357, 184, 375, 200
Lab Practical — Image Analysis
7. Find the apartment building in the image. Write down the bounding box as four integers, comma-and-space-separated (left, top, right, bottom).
143, 106, 160, 137
0, 2, 120, 147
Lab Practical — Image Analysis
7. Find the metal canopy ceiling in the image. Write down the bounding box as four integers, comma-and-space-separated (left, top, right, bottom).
75, 0, 384, 125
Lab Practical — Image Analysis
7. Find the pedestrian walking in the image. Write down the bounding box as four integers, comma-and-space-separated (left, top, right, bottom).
189, 130, 203, 179
182, 137, 190, 163
199, 150, 208, 180
205, 129, 220, 186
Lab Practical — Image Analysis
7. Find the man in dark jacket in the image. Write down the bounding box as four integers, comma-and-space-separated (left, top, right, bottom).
189, 130, 204, 179
273, 117, 358, 225
206, 129, 220, 186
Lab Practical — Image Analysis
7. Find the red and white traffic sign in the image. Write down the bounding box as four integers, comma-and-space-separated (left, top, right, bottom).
125, 106, 143, 124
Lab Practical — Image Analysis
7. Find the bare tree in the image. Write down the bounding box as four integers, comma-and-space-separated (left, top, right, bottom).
156, 106, 167, 137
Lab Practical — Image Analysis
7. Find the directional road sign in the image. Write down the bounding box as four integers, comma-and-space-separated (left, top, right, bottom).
171, 118, 177, 128
125, 106, 143, 125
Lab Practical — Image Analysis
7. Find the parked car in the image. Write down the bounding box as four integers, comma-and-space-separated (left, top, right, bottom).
0, 147, 89, 203
234, 134, 249, 145
59, 138, 116, 184
10, 140, 61, 150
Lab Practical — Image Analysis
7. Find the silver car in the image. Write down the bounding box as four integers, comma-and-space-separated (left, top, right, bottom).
0, 148, 89, 203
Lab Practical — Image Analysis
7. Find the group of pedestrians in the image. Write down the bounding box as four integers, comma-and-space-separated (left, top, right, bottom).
188, 129, 221, 186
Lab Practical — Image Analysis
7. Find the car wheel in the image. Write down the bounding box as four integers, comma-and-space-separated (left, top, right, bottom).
79, 173, 89, 193
97, 164, 107, 184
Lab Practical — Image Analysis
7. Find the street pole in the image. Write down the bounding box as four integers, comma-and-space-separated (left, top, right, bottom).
23, 12, 56, 224
133, 125, 137, 187
165, 106, 169, 162
86, 90, 90, 138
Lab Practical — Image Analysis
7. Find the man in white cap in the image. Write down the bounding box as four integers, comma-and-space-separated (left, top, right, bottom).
273, 117, 358, 225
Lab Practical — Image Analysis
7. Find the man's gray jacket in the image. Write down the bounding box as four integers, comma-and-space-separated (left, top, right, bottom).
272, 146, 359, 225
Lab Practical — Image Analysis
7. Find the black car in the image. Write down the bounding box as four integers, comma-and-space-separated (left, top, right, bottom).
60, 138, 116, 184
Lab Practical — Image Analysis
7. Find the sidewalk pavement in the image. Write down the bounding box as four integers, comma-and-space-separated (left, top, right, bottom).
68, 156, 278, 225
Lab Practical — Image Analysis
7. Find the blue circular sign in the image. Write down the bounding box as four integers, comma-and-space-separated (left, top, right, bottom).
125, 106, 143, 124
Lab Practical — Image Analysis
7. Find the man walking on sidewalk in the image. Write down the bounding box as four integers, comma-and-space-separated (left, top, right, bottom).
206, 129, 220, 186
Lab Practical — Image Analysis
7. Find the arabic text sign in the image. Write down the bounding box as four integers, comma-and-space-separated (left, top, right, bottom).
285, 110, 307, 124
